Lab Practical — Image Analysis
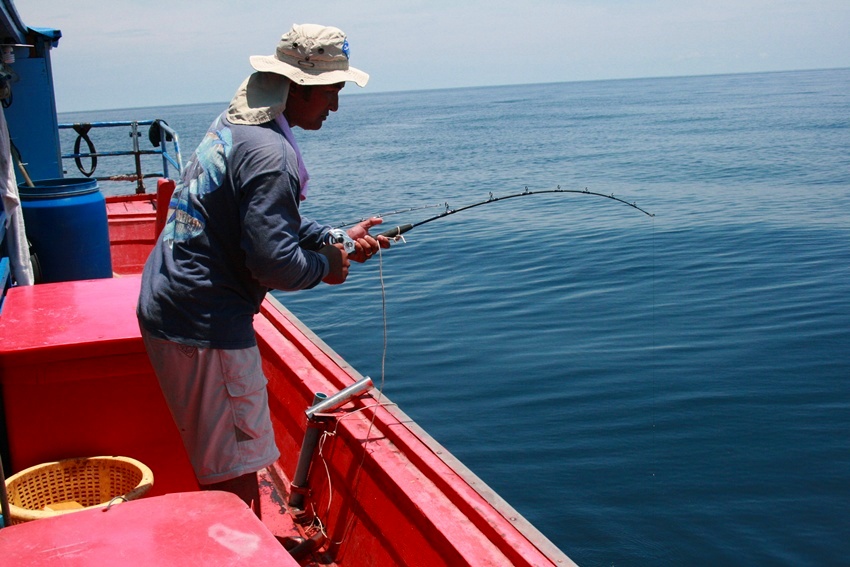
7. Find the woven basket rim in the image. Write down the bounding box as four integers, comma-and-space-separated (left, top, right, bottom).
4, 455, 154, 523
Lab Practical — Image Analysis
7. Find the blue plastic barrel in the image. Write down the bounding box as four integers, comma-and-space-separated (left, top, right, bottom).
19, 178, 113, 283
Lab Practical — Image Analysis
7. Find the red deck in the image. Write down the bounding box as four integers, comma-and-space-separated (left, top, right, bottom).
0, 491, 299, 566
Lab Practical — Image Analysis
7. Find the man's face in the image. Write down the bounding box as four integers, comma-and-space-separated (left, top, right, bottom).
285, 83, 345, 130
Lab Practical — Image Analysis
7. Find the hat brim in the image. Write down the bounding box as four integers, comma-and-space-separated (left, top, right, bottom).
250, 55, 369, 88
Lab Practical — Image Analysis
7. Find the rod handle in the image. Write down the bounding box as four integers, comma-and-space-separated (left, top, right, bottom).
379, 224, 414, 238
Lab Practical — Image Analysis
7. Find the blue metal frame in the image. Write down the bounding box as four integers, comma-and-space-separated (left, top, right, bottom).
59, 119, 183, 193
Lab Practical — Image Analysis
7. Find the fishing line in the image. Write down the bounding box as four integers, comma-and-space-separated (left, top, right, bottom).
377, 185, 655, 239
335, 244, 389, 546
315, 244, 392, 552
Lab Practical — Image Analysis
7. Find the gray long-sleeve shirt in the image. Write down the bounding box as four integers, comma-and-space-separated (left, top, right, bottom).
138, 113, 330, 349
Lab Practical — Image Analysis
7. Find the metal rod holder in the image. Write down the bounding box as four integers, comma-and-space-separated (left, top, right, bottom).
288, 376, 373, 510
305, 376, 373, 419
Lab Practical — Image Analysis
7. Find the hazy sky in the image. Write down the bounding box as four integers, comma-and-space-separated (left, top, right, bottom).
14, 0, 850, 112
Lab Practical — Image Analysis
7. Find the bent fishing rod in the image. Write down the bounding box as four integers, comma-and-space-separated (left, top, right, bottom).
326, 186, 654, 251
374, 185, 654, 239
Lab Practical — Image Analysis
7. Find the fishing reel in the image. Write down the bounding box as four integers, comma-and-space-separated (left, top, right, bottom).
324, 228, 356, 255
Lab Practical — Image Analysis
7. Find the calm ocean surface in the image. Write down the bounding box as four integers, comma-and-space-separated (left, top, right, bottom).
62, 68, 850, 566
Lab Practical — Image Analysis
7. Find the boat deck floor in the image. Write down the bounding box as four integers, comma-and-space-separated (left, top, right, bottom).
259, 465, 337, 566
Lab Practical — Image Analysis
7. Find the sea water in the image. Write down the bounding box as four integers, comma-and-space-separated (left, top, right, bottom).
60, 68, 850, 566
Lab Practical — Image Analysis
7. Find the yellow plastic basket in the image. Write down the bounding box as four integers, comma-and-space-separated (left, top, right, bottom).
4, 456, 154, 524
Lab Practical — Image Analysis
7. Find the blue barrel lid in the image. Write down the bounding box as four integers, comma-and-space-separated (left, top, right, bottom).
18, 178, 100, 199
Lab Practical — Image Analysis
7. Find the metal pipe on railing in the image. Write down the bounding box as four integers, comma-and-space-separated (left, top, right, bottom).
130, 121, 145, 193
288, 376, 373, 510
62, 120, 156, 127
158, 122, 182, 176
63, 149, 163, 159
305, 376, 374, 420
288, 392, 327, 511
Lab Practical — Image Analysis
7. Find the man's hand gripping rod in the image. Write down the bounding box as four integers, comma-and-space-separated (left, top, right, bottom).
378, 224, 414, 239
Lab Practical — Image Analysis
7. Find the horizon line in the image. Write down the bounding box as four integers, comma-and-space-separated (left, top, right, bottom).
56, 66, 849, 115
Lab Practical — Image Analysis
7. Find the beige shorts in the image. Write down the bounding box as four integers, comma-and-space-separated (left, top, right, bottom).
141, 329, 280, 484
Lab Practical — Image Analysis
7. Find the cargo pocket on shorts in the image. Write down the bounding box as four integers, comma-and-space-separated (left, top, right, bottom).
220, 349, 274, 458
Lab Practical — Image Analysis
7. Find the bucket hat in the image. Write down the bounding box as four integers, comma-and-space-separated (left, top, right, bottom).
250, 24, 369, 87
227, 24, 368, 125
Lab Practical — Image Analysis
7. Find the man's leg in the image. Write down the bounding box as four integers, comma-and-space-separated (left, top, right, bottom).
201, 471, 261, 518
140, 328, 279, 521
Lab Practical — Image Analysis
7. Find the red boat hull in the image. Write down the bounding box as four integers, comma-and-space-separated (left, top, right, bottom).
0, 191, 575, 566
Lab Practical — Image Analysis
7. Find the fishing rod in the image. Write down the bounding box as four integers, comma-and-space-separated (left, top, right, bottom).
376, 186, 654, 239
334, 202, 447, 229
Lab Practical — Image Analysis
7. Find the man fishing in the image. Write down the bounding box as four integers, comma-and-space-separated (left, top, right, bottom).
137, 23, 389, 517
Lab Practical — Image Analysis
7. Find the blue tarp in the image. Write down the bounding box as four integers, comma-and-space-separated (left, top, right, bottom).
0, 1, 61, 47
